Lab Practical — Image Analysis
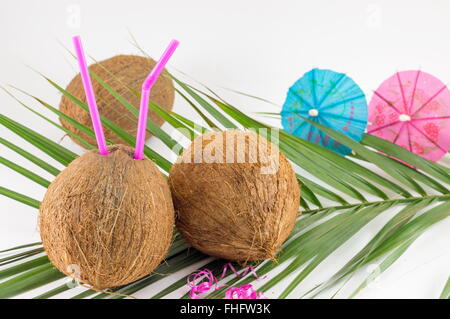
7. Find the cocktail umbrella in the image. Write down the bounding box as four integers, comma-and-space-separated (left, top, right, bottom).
281, 68, 368, 155
367, 70, 450, 162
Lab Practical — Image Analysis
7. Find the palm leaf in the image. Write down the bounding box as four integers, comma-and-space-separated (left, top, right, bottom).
440, 277, 450, 299
0, 48, 448, 299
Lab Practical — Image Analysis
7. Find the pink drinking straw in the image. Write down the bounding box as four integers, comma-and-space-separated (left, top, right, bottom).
72, 36, 108, 155
134, 39, 179, 160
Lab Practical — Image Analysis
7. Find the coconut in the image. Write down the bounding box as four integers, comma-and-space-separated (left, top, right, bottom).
59, 55, 175, 146
168, 130, 300, 261
39, 144, 174, 289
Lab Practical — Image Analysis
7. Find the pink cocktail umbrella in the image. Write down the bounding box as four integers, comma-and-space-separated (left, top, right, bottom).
367, 70, 450, 162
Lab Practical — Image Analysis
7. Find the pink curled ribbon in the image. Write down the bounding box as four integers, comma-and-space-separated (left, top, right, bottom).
187, 268, 218, 299
225, 284, 267, 299
187, 263, 267, 299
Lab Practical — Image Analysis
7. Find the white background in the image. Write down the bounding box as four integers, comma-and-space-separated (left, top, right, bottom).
0, 0, 449, 298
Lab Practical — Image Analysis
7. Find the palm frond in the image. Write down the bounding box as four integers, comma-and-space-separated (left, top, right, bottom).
0, 47, 448, 299
440, 276, 450, 299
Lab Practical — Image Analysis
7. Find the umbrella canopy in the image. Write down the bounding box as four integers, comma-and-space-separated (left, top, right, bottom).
368, 70, 450, 162
281, 68, 368, 155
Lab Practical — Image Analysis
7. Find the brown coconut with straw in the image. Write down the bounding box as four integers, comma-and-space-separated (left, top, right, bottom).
59, 54, 175, 147
39, 37, 178, 289
39, 144, 175, 289
169, 129, 300, 262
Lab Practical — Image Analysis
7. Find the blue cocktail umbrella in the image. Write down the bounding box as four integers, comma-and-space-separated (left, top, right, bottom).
281, 68, 368, 155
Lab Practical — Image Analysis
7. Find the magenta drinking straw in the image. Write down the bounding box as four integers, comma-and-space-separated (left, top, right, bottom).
72, 35, 108, 155
134, 39, 179, 160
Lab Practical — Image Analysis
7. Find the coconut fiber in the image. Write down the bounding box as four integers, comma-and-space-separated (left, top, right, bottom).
169, 130, 300, 262
59, 55, 175, 146
39, 144, 175, 289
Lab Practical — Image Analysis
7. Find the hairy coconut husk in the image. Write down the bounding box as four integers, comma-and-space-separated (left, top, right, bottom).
39, 144, 174, 289
59, 55, 175, 146
169, 130, 300, 262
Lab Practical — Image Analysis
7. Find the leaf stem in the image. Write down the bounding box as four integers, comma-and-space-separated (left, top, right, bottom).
304, 194, 450, 215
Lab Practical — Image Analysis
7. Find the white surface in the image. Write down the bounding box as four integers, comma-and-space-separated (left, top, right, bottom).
0, 0, 449, 298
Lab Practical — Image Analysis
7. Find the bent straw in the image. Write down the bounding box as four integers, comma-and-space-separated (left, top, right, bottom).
134, 39, 179, 160
72, 35, 108, 155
